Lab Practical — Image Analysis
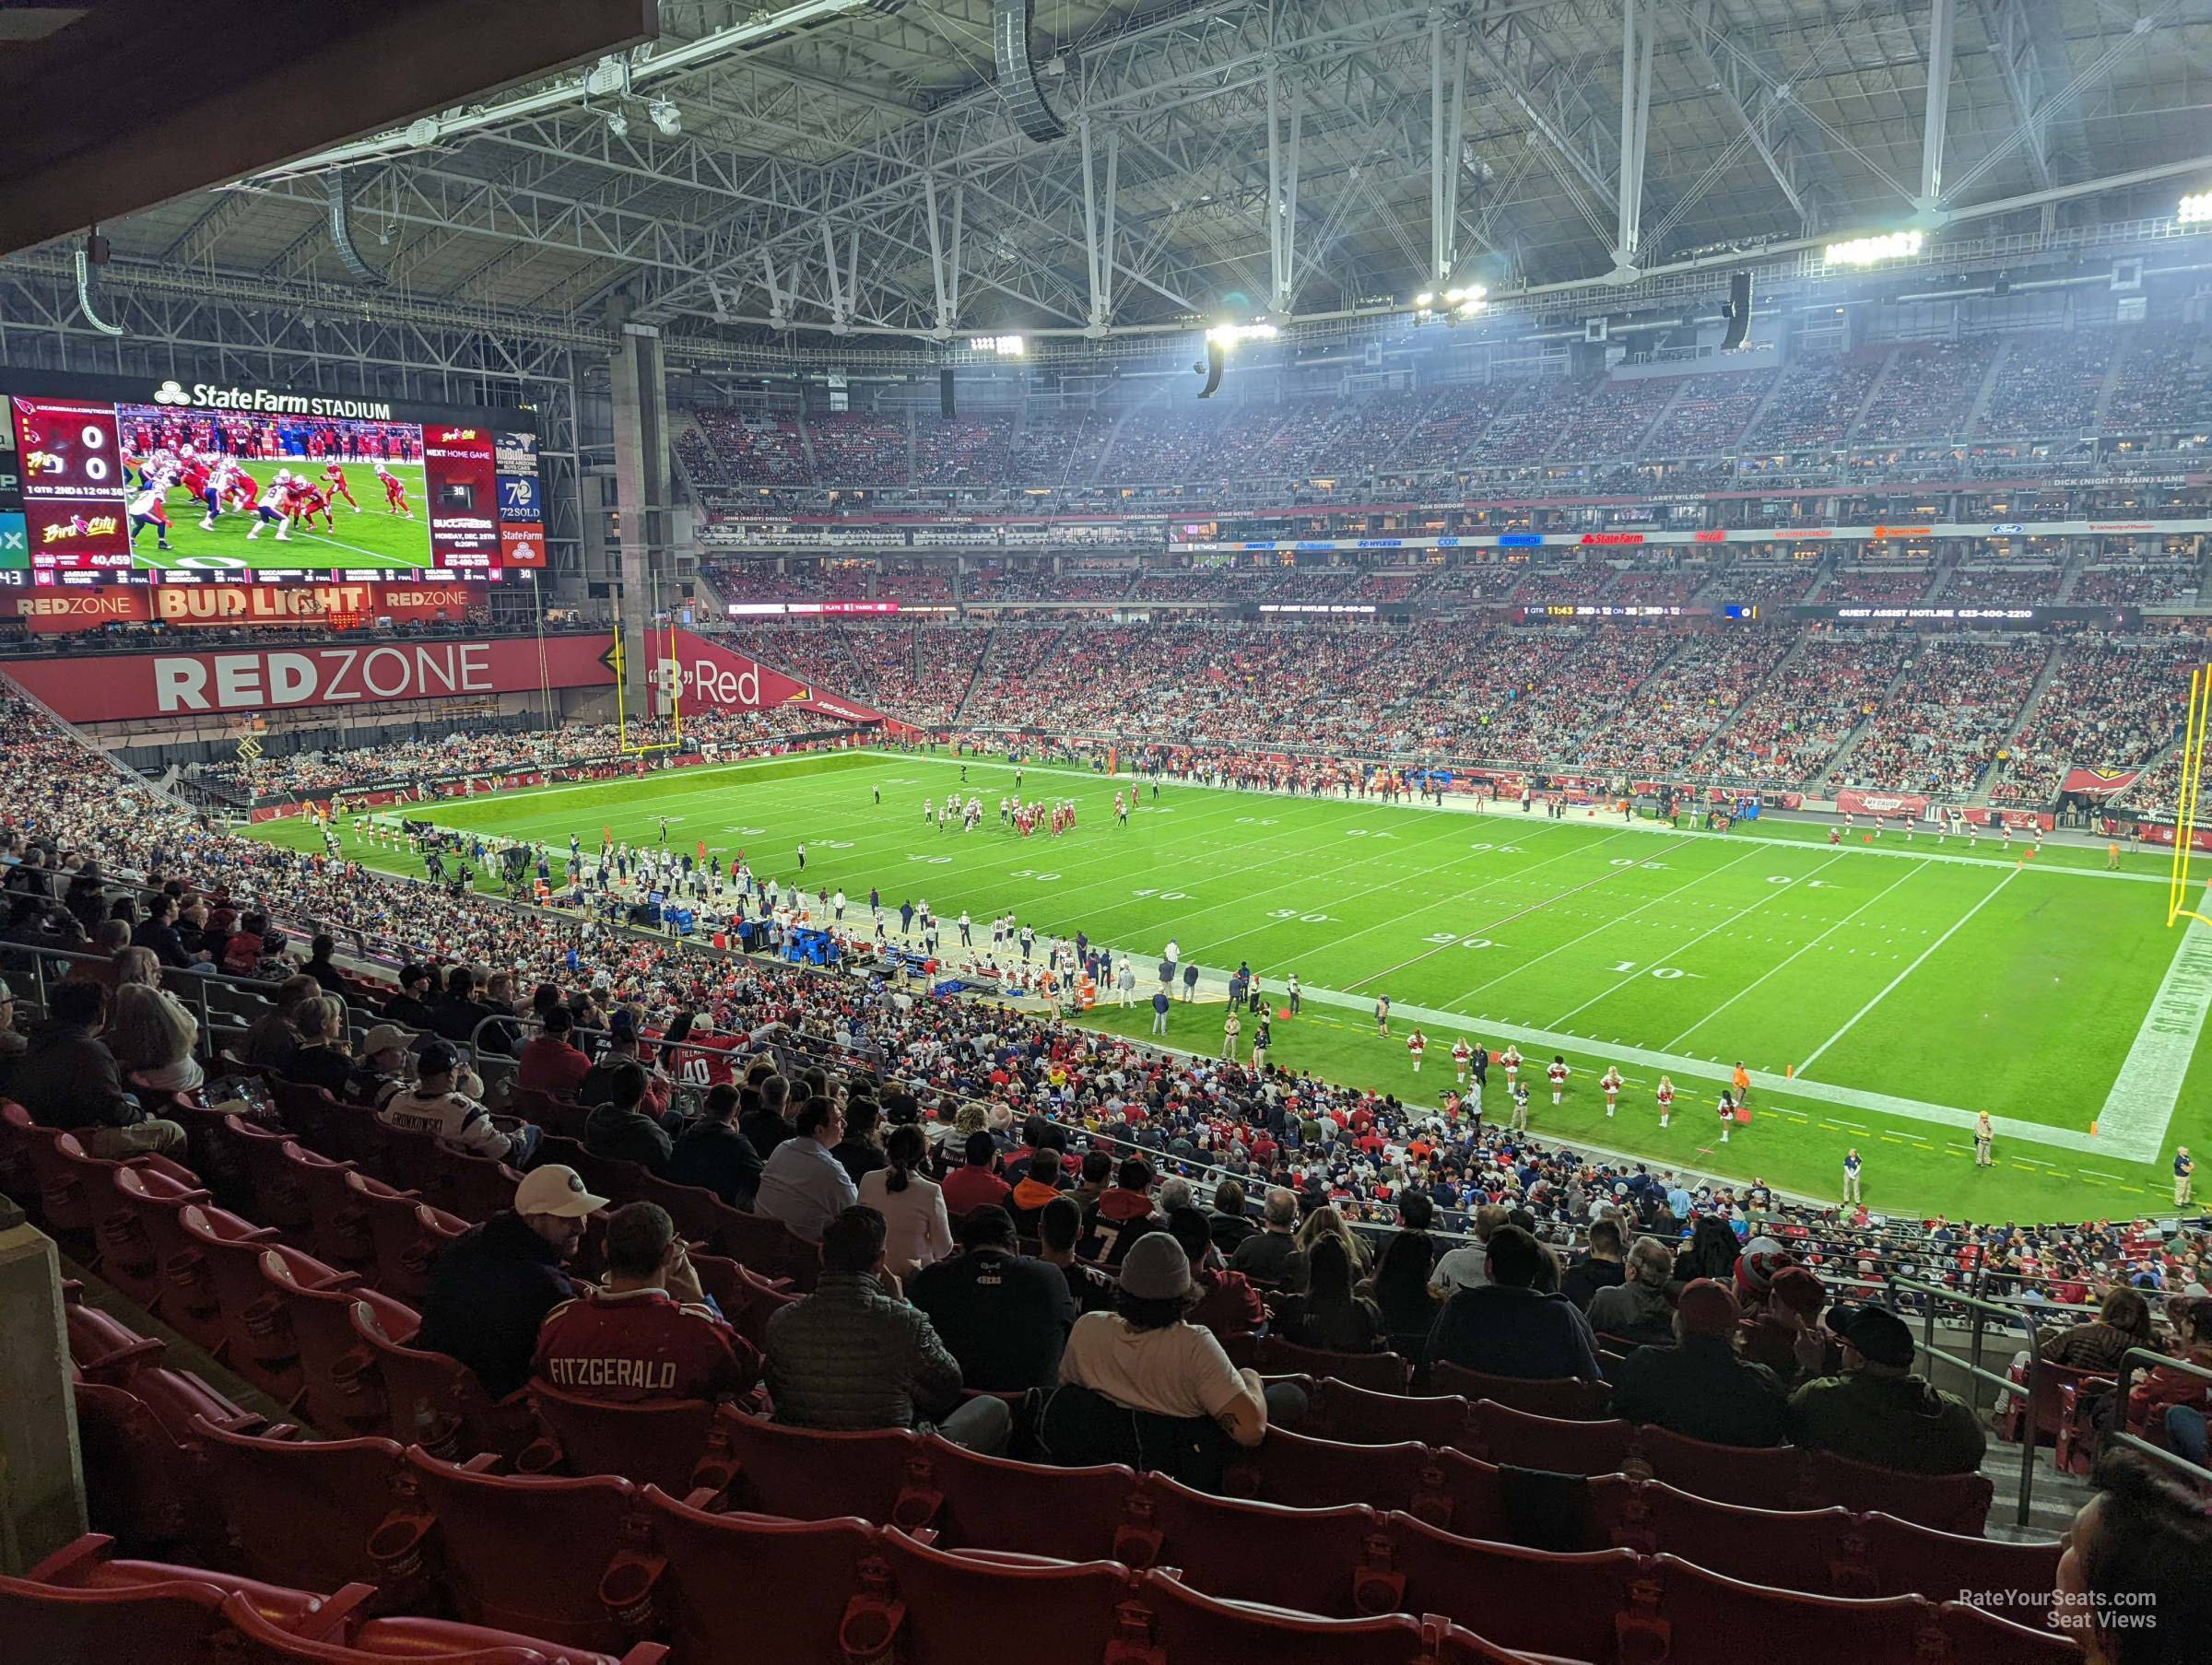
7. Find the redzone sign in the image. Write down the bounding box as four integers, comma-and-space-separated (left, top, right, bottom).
1, 635, 611, 721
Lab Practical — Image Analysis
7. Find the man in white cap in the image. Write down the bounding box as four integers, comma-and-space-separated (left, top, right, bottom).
411, 1163, 608, 1399
344, 1022, 415, 1108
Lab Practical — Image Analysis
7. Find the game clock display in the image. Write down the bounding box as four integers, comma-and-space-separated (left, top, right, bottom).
0, 374, 548, 582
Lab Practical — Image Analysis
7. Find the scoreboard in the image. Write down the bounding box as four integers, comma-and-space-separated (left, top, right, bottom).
0, 370, 547, 585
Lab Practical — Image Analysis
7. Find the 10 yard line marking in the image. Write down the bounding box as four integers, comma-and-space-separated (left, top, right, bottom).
1796, 866, 2020, 1075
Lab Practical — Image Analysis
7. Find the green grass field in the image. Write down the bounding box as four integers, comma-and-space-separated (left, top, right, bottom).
248, 748, 2212, 1220
135, 460, 427, 572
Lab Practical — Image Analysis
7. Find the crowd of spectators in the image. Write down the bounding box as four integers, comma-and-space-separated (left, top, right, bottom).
1641, 369, 1773, 457
1977, 332, 2112, 440
1820, 565, 1939, 606
1934, 565, 2065, 606
1988, 639, 2190, 808
1740, 350, 1888, 451
681, 410, 808, 487
1700, 636, 1912, 789
2102, 333, 2212, 437
803, 416, 908, 486
912, 417, 1013, 485
1005, 410, 1114, 486
2073, 564, 2200, 607
1578, 631, 1793, 778
1831, 639, 2049, 798
1854, 339, 2000, 445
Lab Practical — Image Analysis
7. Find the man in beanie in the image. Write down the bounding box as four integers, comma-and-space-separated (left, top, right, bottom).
1788, 1303, 1985, 1474
1740, 1263, 1841, 1386
1609, 1279, 1790, 1447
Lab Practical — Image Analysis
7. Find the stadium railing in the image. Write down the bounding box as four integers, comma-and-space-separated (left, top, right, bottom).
2110, 1345, 2212, 1489
1882, 1275, 2050, 1528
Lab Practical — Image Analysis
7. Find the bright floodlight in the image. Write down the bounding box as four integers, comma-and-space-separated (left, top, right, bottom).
1414, 291, 1436, 308
1824, 229, 1924, 268
650, 99, 682, 136
2181, 192, 2212, 226
1205, 322, 1279, 348
968, 334, 1026, 356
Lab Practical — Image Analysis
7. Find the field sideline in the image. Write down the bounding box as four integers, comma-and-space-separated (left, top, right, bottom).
249, 747, 2212, 1218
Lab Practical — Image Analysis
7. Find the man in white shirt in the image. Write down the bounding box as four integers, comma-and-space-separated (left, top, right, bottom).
755, 1099, 857, 1241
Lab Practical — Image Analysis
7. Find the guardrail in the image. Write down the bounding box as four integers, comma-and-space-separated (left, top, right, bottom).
1883, 1274, 2047, 1529
2112, 1345, 2212, 1489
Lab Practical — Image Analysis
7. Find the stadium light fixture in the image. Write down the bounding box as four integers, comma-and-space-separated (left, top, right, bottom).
1413, 291, 1436, 308
1205, 322, 1279, 349
968, 334, 1026, 356
604, 107, 629, 139
1823, 229, 1924, 268
649, 98, 682, 136
2181, 191, 2212, 226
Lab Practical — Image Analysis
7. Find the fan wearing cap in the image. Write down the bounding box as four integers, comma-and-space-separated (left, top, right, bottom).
1738, 1264, 1841, 1387
579, 1007, 673, 1122
1609, 1279, 1790, 1448
344, 1024, 416, 1108
1051, 1231, 1287, 1460
378, 1038, 535, 1164
413, 1163, 607, 1400
1786, 1302, 1987, 1475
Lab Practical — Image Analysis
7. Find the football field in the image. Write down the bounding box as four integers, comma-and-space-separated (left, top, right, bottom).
249, 748, 2212, 1219
134, 460, 428, 572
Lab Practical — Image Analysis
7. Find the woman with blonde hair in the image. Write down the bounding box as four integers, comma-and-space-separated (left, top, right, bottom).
287, 993, 355, 1096
108, 981, 205, 1093
1296, 1204, 1372, 1276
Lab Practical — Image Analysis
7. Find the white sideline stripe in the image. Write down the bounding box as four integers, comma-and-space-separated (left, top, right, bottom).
2089, 918, 2212, 1163
1287, 978, 2118, 1157
1796, 867, 2020, 1075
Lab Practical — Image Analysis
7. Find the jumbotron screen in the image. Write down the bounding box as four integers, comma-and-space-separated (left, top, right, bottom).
0, 371, 546, 585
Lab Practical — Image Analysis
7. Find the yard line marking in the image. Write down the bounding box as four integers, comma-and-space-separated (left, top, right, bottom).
1345, 855, 1642, 993
1664, 859, 1930, 1050
1547, 850, 1851, 1029
1796, 867, 2021, 1076
2086, 916, 2212, 1163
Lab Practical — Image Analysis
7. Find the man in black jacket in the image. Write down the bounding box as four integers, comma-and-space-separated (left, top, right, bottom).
429, 966, 488, 1046
1560, 1219, 1629, 1311
911, 1205, 1075, 1391
666, 1082, 763, 1207
382, 964, 438, 1030
739, 1072, 795, 1158
1609, 1279, 1790, 1447
131, 895, 206, 972
12, 980, 187, 1158
413, 1164, 606, 1399
583, 1061, 679, 1173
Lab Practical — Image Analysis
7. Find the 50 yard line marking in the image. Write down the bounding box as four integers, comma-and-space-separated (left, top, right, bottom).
1795, 866, 2020, 1076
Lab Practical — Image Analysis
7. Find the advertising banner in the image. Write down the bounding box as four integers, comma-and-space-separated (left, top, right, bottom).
2060, 766, 2143, 799
1834, 789, 1931, 818
653, 628, 900, 729
0, 633, 611, 721
3, 580, 488, 632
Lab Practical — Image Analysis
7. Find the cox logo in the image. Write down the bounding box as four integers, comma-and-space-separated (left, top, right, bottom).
152, 380, 192, 406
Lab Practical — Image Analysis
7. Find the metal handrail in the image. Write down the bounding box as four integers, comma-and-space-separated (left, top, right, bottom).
1883, 1273, 2048, 1529
2110, 1345, 2212, 1488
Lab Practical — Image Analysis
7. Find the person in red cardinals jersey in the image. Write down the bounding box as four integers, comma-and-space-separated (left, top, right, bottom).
374, 461, 412, 516
321, 460, 361, 512
290, 479, 335, 531
531, 1202, 759, 1404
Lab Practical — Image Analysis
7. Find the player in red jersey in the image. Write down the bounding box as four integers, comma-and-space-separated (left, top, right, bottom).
321, 461, 361, 513
373, 461, 412, 516
290, 479, 335, 532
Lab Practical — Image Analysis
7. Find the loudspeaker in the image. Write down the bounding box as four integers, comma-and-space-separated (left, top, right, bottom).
940, 368, 956, 418
994, 0, 1067, 142
1197, 340, 1226, 399
1722, 270, 1753, 349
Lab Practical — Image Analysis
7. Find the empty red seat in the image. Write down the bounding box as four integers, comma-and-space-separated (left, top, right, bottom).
348, 1301, 537, 1463
110, 1168, 241, 1354
124, 1362, 271, 1448
344, 1171, 466, 1306
176, 1207, 345, 1400
420, 1143, 524, 1224
268, 1079, 353, 1159
399, 1448, 663, 1656
629, 1170, 725, 1247
64, 1285, 167, 1383
1634, 1425, 1804, 1510
1853, 1510, 2062, 1605
1996, 1360, 2112, 1450
1229, 1427, 1451, 1520
88, 1167, 202, 1308
72, 1379, 226, 1558
1797, 1449, 1993, 1535
1308, 1378, 1475, 1448
1122, 1566, 1456, 1664
192, 1419, 408, 1594
0, 1567, 231, 1665
1935, 1598, 2081, 1663
1382, 1510, 1644, 1661
641, 1485, 877, 1664
18, 1117, 196, 1239
921, 1432, 1132, 1562
712, 1202, 821, 1290
527, 1380, 725, 1497
714, 1408, 933, 1525
1429, 1363, 1611, 1420
1623, 1553, 1939, 1664
220, 1118, 322, 1242
215, 1587, 672, 1664
1121, 1477, 1385, 1615
851, 1530, 1135, 1665
1255, 1335, 1412, 1394
1470, 1400, 1635, 1475
685, 1251, 794, 1350
258, 1249, 418, 1432
1599, 1479, 1855, 1596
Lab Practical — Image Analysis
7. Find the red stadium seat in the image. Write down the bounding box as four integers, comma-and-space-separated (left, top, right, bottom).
629, 1170, 726, 1247
421, 1143, 524, 1224
851, 1530, 1135, 1665
1307, 1378, 1475, 1448
1997, 1360, 2112, 1451
347, 1301, 537, 1463
343, 1171, 466, 1306
712, 1408, 934, 1526
1228, 1427, 1453, 1520
1853, 1511, 2062, 1605
919, 1432, 1132, 1562
712, 1202, 821, 1290
288, 1149, 378, 1276
1596, 1479, 1855, 1596
173, 1207, 345, 1400
1620, 1553, 1940, 1665
268, 1079, 353, 1158
1255, 1335, 1413, 1394
1935, 1599, 2081, 1663
506, 1087, 588, 1143
1796, 1449, 1993, 1535
0, 1568, 231, 1665
1470, 1400, 1635, 1474
15, 1112, 196, 1241
63, 1284, 167, 1383
214, 1588, 672, 1664
71, 1379, 225, 1558
123, 1363, 272, 1448
398, 1448, 664, 1656
525, 1381, 727, 1498
0, 1097, 40, 1204
1121, 1476, 1387, 1615
684, 1250, 794, 1350
1633, 1425, 1804, 1510
1429, 1363, 1612, 1420
219, 1117, 322, 1242
191, 1418, 409, 1594
1121, 1566, 1458, 1665
257, 1249, 418, 1432
1381, 1511, 1645, 1663
110, 1168, 241, 1352
640, 1485, 877, 1665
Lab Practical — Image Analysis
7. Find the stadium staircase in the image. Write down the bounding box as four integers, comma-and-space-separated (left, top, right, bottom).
2088, 329, 2134, 429
1961, 340, 2011, 438
1839, 347, 1900, 442
1086, 401, 1150, 486
947, 625, 1001, 722
2053, 555, 2086, 603
1680, 631, 1812, 775
793, 411, 822, 477
1803, 641, 1925, 797
828, 621, 877, 699
1969, 642, 2069, 805
1734, 369, 1792, 452
901, 411, 920, 485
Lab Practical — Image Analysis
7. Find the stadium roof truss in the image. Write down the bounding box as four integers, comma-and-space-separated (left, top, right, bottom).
6, 0, 2210, 356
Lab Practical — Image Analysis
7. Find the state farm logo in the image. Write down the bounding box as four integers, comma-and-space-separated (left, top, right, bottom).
152, 380, 191, 406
